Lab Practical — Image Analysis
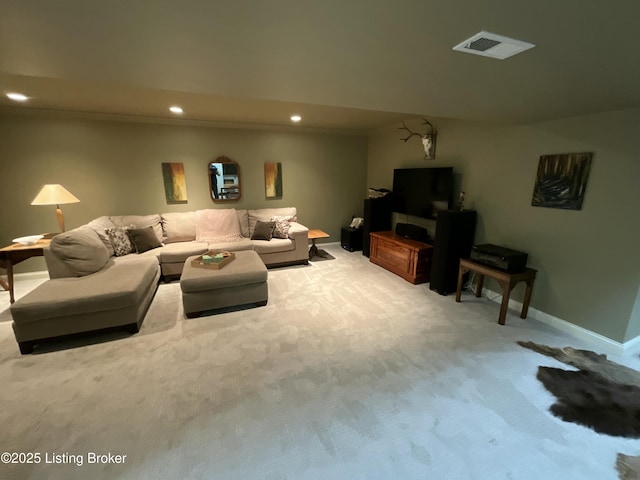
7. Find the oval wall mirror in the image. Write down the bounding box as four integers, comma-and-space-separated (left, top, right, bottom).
209, 156, 241, 202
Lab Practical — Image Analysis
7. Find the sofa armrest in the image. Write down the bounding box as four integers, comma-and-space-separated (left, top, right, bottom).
43, 245, 73, 279
287, 222, 309, 239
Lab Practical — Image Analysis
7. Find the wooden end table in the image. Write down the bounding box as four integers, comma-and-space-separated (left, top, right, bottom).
0, 238, 52, 304
308, 229, 330, 260
455, 257, 537, 325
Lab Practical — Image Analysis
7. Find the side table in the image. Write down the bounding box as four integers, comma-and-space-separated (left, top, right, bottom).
308, 229, 330, 260
0, 238, 52, 304
455, 258, 537, 325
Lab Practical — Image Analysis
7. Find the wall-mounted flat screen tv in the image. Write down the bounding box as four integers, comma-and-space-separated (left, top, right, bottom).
392, 167, 453, 220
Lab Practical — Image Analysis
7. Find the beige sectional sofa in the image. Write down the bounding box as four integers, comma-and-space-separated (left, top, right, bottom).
10, 207, 308, 354
156, 207, 309, 277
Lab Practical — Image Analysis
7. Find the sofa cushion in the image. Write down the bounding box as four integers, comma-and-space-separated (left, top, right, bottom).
157, 241, 209, 264
237, 209, 250, 238
49, 225, 110, 277
110, 214, 163, 244
113, 251, 161, 263
11, 256, 159, 323
252, 238, 295, 254
251, 221, 276, 241
207, 238, 254, 252
128, 226, 162, 253
106, 227, 135, 256
196, 209, 243, 243
87, 216, 116, 256
161, 211, 196, 243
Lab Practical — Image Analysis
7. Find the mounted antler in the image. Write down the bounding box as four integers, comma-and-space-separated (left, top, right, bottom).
398, 118, 437, 159
399, 122, 424, 143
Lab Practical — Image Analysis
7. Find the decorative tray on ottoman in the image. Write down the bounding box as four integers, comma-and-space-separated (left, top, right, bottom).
191, 251, 235, 270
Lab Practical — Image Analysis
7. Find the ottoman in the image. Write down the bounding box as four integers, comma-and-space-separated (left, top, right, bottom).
180, 250, 268, 318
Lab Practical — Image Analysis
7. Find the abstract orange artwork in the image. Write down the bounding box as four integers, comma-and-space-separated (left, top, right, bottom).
162, 162, 188, 203
264, 162, 283, 199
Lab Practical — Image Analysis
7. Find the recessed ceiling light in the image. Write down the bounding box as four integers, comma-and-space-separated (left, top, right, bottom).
6, 92, 29, 102
290, 115, 302, 122
169, 106, 183, 114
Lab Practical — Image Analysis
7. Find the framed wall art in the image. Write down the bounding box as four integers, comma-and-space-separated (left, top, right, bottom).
264, 162, 283, 199
162, 162, 188, 204
531, 152, 593, 210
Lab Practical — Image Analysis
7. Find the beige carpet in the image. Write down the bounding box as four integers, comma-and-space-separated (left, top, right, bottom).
1, 244, 638, 479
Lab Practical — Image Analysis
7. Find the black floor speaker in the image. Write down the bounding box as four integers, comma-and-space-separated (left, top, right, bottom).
362, 196, 392, 257
341, 227, 363, 252
430, 210, 477, 295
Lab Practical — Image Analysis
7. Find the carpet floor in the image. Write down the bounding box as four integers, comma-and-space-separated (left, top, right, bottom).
0, 244, 638, 479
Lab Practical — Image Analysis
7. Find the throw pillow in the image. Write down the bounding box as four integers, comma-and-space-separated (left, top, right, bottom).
106, 227, 134, 256
110, 214, 163, 244
49, 225, 110, 277
128, 226, 162, 253
251, 221, 276, 241
271, 215, 292, 239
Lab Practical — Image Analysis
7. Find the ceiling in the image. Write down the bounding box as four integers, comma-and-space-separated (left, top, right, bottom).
1, 0, 639, 133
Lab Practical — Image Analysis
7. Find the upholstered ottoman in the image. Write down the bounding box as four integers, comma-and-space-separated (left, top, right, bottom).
180, 250, 268, 318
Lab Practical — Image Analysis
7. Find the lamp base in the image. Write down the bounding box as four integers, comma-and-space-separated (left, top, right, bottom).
56, 206, 66, 232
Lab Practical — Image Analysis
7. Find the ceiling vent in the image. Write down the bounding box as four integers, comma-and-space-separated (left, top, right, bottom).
453, 31, 535, 60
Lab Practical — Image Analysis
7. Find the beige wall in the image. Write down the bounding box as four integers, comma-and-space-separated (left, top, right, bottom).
3, 107, 638, 343
0, 110, 368, 272
368, 108, 640, 343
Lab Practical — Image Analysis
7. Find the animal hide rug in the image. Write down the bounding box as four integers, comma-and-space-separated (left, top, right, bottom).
519, 341, 640, 479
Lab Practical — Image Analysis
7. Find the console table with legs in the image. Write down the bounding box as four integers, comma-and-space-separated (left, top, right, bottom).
0, 238, 52, 304
455, 257, 537, 325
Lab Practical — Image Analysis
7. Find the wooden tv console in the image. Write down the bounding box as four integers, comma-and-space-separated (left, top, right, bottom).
369, 231, 433, 284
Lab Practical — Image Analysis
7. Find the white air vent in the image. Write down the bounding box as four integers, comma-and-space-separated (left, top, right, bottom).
453, 31, 535, 60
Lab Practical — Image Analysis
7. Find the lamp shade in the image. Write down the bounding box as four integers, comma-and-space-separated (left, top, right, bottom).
31, 184, 80, 205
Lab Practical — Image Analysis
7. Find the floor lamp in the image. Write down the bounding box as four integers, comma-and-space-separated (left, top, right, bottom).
31, 184, 80, 232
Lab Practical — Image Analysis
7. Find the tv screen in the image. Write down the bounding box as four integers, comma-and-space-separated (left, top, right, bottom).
392, 167, 453, 219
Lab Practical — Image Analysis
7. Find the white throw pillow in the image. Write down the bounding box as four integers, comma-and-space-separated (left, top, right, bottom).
270, 215, 293, 239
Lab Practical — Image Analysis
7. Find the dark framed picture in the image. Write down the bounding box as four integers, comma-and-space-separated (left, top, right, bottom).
531, 152, 593, 210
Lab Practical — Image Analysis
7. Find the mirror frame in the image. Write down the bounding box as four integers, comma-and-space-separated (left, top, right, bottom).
209, 156, 241, 203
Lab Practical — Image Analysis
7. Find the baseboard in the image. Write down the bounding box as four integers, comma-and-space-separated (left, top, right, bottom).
483, 288, 639, 357
322, 241, 341, 247
620, 334, 640, 356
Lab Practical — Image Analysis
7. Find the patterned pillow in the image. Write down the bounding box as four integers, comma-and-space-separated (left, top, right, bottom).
270, 215, 293, 239
105, 227, 134, 256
